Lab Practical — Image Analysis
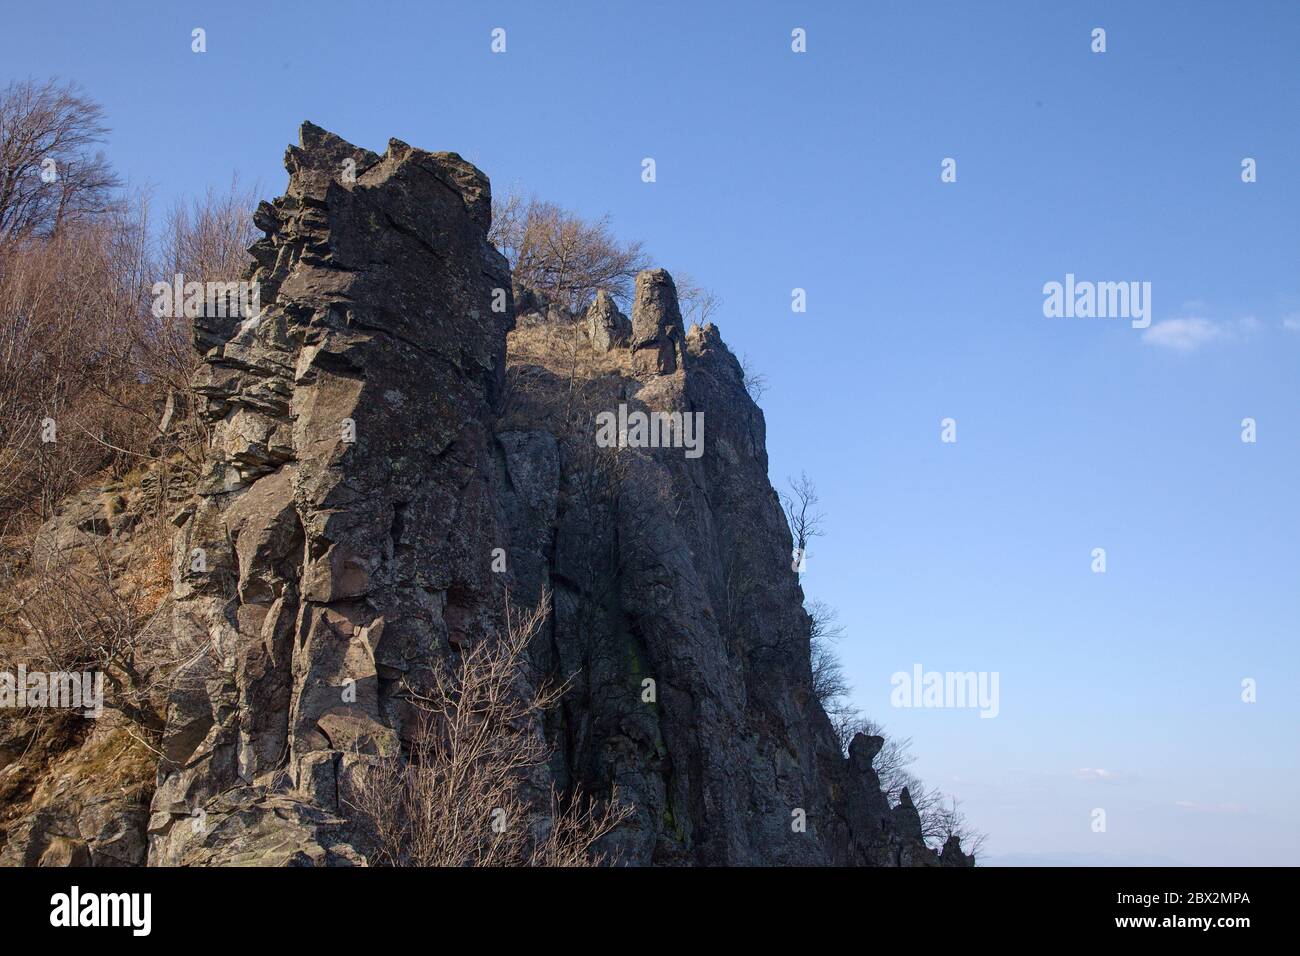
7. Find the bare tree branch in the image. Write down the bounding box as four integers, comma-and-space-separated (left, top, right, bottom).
344, 589, 633, 866
0, 78, 121, 246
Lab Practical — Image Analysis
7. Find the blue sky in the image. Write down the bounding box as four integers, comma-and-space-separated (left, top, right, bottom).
6, 0, 1297, 864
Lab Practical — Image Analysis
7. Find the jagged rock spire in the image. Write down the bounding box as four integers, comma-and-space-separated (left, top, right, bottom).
586, 289, 631, 352
150, 122, 514, 865
630, 268, 685, 374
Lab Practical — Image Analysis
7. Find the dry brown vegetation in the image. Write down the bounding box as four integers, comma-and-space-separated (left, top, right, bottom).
0, 81, 252, 838
345, 592, 631, 866
490, 189, 649, 311
490, 187, 722, 329
1, 82, 646, 864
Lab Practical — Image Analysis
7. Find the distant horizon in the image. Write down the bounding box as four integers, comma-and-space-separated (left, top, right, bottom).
981, 851, 1188, 867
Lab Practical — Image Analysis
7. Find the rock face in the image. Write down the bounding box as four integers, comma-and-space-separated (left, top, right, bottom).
585, 290, 630, 352
148, 123, 513, 865
138, 123, 970, 866
629, 268, 686, 375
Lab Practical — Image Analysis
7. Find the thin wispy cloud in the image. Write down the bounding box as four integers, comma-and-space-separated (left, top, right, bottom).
1143, 316, 1261, 352
1143, 317, 1223, 351
1072, 767, 1123, 782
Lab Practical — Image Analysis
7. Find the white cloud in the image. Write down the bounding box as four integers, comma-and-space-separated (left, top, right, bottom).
1142, 317, 1224, 352
1073, 767, 1121, 782
1283, 314, 1300, 332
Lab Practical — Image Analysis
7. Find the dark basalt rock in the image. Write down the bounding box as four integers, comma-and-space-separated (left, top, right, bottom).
139, 123, 972, 867
149, 123, 514, 865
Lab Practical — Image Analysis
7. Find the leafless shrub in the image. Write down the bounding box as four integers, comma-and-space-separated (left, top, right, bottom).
925, 791, 986, 858
807, 599, 848, 707
0, 216, 147, 530
0, 136, 255, 541
491, 188, 649, 310
345, 591, 632, 866
850, 718, 915, 797
0, 519, 183, 731
737, 353, 768, 401
114, 178, 261, 406
673, 271, 722, 328
849, 709, 987, 857
801, 573, 987, 856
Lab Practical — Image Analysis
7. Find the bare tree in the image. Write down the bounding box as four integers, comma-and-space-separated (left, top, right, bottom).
926, 792, 986, 858
0, 214, 145, 528
158, 177, 259, 286
0, 171, 256, 540
781, 471, 825, 559
737, 353, 769, 401
0, 91, 258, 797
490, 188, 649, 310
0, 78, 121, 246
673, 271, 722, 329
345, 590, 632, 866
135, 177, 259, 457
807, 599, 847, 703
801, 596, 865, 753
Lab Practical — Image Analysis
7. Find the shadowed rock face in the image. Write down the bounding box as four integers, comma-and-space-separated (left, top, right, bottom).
145, 123, 970, 867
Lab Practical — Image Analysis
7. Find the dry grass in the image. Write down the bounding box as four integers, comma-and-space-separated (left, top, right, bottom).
0, 473, 174, 846
502, 314, 632, 434
507, 312, 629, 377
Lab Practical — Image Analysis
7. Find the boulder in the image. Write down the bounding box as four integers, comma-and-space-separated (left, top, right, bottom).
630, 269, 686, 374
586, 290, 631, 352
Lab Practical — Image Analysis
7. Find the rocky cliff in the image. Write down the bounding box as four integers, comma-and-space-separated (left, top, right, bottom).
5, 124, 971, 867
